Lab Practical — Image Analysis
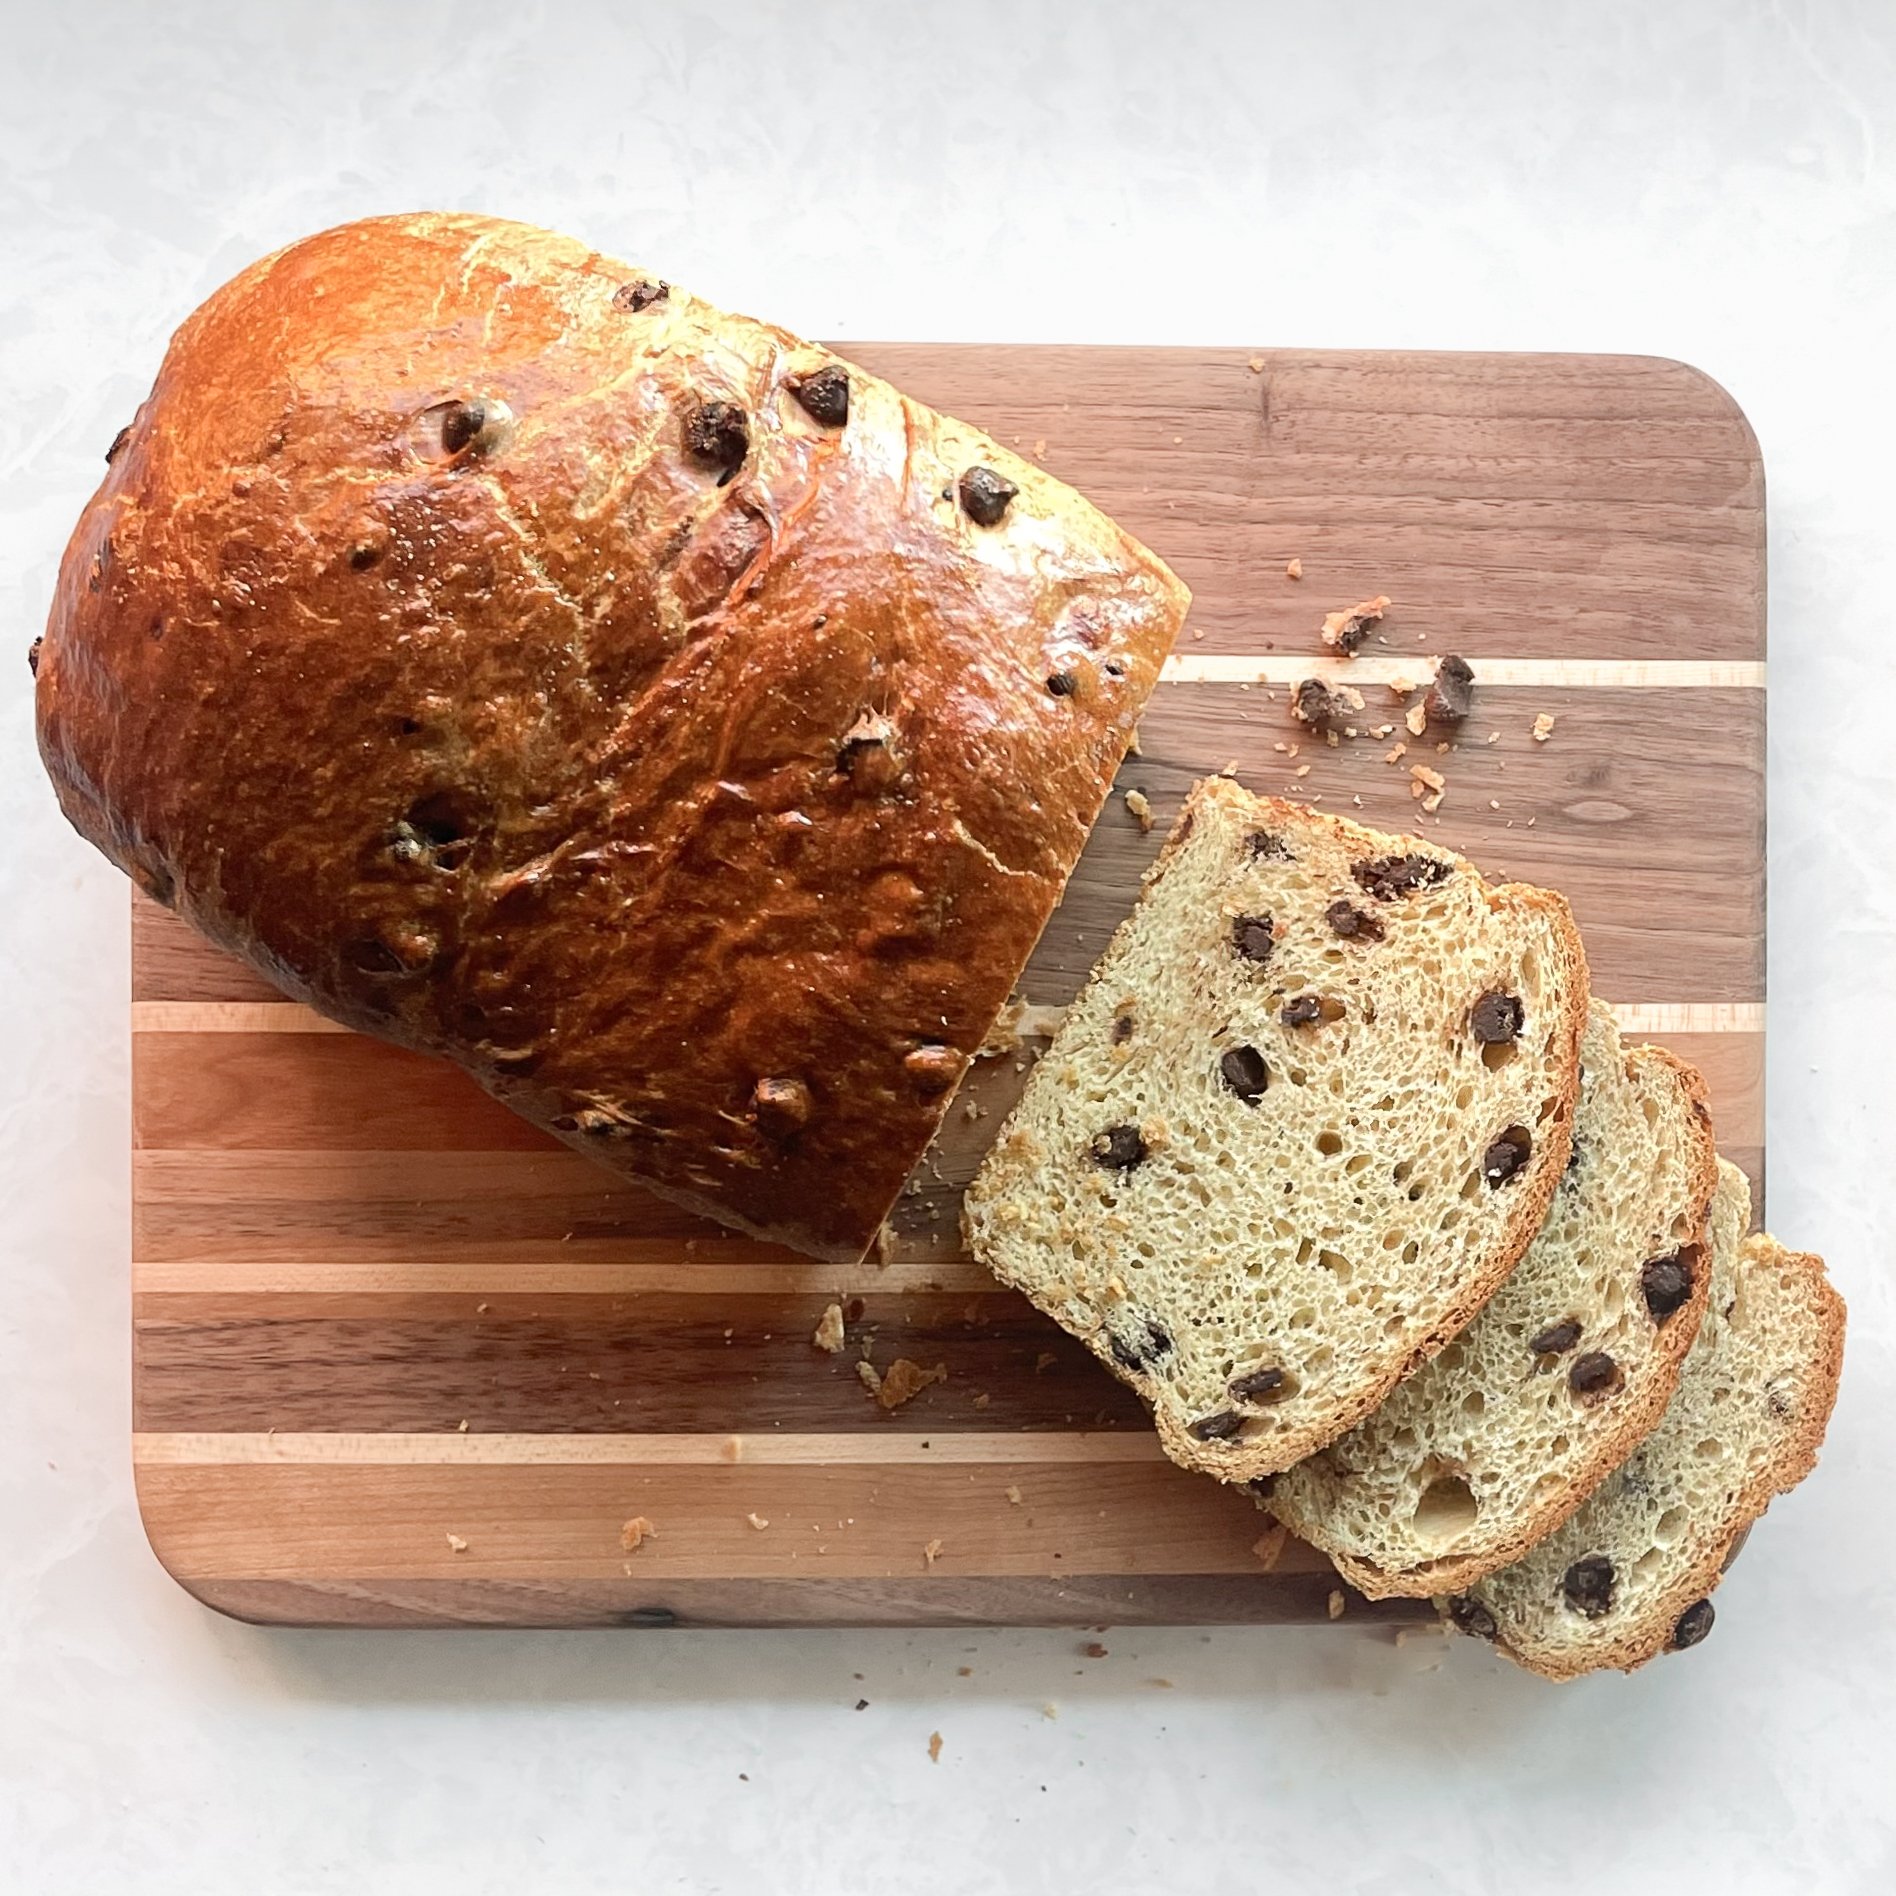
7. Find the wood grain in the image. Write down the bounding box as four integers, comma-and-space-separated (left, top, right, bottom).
128, 346, 1765, 1627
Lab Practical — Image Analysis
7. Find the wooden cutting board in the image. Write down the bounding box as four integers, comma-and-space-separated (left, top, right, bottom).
130, 346, 1765, 1628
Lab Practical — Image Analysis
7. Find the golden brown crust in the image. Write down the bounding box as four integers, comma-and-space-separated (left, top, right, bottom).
1493, 1237, 1846, 1681
36, 213, 1187, 1262
1025, 780, 1590, 1484
1321, 1041, 1722, 1599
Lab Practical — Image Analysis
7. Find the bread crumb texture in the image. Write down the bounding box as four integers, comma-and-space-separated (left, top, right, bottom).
964, 779, 1586, 1482
619, 1516, 657, 1552
812, 1302, 847, 1353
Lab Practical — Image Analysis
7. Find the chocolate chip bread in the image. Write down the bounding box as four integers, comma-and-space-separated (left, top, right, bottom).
962, 780, 1589, 1482
1269, 1003, 1717, 1594
35, 213, 1188, 1264
1454, 1166, 1846, 1679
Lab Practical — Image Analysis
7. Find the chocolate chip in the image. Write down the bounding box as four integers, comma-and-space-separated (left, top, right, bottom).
752, 1075, 814, 1135
1671, 1598, 1716, 1650
1111, 1011, 1135, 1045
1562, 1554, 1616, 1618
1470, 991, 1525, 1044
1568, 1350, 1621, 1398
1188, 1410, 1247, 1442
612, 279, 669, 312
1091, 1123, 1147, 1170
1231, 913, 1276, 962
1109, 1320, 1174, 1373
1426, 653, 1475, 723
1246, 831, 1292, 861
345, 938, 409, 976
105, 424, 132, 464
1353, 853, 1451, 902
1244, 1474, 1276, 1499
1327, 603, 1383, 657
1448, 1596, 1498, 1640
789, 364, 850, 427
1326, 899, 1385, 942
438, 400, 487, 456
348, 543, 383, 571
1046, 670, 1079, 697
1641, 1253, 1695, 1320
1219, 1045, 1270, 1103
27, 636, 42, 677
1482, 1125, 1532, 1186
958, 465, 1018, 526
1228, 1365, 1289, 1404
1292, 679, 1345, 728
1279, 994, 1323, 1028
836, 710, 902, 789
1529, 1319, 1583, 1356
904, 1045, 960, 1093
684, 399, 750, 483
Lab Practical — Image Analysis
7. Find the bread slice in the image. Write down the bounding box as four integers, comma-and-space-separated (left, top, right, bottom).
1453, 1164, 1846, 1679
1267, 1002, 1717, 1595
963, 779, 1589, 1481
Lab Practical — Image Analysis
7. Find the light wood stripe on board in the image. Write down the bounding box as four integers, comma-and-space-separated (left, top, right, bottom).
132, 999, 1764, 1035
1160, 656, 1766, 688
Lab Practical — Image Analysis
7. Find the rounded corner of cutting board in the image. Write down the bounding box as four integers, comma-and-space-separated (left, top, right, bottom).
130, 1459, 263, 1624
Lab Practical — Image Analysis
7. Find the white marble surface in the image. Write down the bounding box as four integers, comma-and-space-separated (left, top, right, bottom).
3, 1, 1894, 1888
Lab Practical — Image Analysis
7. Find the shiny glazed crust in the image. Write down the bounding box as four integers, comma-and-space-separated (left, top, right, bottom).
36, 212, 1188, 1261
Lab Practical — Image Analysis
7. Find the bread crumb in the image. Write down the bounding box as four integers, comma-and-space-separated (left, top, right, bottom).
747, 1512, 769, 1530
445, 1532, 468, 1553
1034, 1351, 1058, 1374
1320, 594, 1390, 655
928, 1731, 943, 1763
1191, 627, 1205, 641
1487, 731, 1500, 744
1533, 712, 1557, 742
475, 1302, 489, 1314
456, 1419, 469, 1432
1405, 700, 1428, 738
1327, 1588, 1346, 1620
1285, 556, 1302, 580
812, 1303, 846, 1353
721, 1435, 744, 1462
873, 1222, 898, 1266
876, 1358, 947, 1410
1249, 356, 1266, 373
1410, 764, 1445, 797
1251, 1523, 1290, 1571
1042, 1703, 1059, 1720
1221, 758, 1240, 776
1082, 1640, 1109, 1658
1384, 741, 1407, 766
1489, 798, 1501, 811
856, 1359, 884, 1398
620, 1516, 657, 1553
1124, 788, 1155, 832
1294, 763, 1311, 777
1005, 1484, 1024, 1505
1032, 438, 1047, 459
972, 1391, 991, 1409
1147, 1677, 1174, 1689
923, 1537, 945, 1567
956, 1666, 973, 1677
1125, 725, 1142, 756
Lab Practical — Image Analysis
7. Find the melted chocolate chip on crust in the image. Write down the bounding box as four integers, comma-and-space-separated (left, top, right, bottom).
789, 364, 850, 427
612, 279, 669, 312
684, 400, 750, 483
1671, 1598, 1716, 1649
958, 465, 1018, 526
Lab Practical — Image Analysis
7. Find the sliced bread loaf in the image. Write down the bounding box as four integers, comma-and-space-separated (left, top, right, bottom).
1452, 1165, 1846, 1679
1268, 1002, 1717, 1595
963, 779, 1589, 1481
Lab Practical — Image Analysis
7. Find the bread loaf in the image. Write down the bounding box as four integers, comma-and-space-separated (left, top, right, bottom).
35, 212, 1188, 1263
1269, 1003, 1717, 1595
963, 780, 1589, 1481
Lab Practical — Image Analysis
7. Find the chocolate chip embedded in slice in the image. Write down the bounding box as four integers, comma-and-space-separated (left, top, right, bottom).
1228, 1364, 1290, 1404
1352, 853, 1452, 902
1568, 1350, 1622, 1399
1246, 830, 1292, 862
1231, 913, 1276, 963
1482, 1125, 1533, 1187
1045, 669, 1080, 697
789, 364, 850, 427
1529, 1318, 1583, 1357
1641, 1252, 1695, 1320
1561, 1553, 1617, 1618
1187, 1409, 1247, 1442
1280, 995, 1323, 1028
1111, 1010, 1135, 1045
1448, 1596, 1498, 1640
105, 424, 132, 464
611, 278, 669, 312
1470, 991, 1525, 1044
1426, 653, 1476, 724
1090, 1123, 1148, 1170
684, 399, 751, 482
1671, 1598, 1716, 1650
1109, 1319, 1175, 1373
1326, 900, 1385, 942
751, 1076, 814, 1134
438, 400, 488, 456
957, 465, 1019, 526
1219, 1045, 1269, 1103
